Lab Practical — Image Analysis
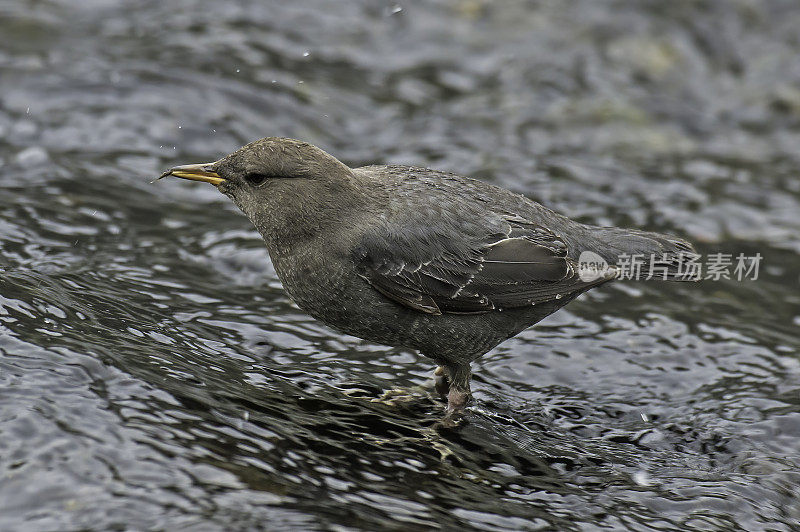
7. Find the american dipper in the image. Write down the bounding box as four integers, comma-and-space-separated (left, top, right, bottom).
160, 137, 697, 413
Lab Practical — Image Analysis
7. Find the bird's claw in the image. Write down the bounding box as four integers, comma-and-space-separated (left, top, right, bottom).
434, 365, 450, 399
371, 385, 428, 406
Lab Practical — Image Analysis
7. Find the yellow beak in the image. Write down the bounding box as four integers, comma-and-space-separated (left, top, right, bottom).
158, 162, 225, 186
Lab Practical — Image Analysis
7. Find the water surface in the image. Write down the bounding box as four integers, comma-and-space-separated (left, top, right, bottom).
1, 1, 800, 530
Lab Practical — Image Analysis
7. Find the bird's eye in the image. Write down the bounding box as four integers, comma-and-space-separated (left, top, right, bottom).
244, 173, 270, 187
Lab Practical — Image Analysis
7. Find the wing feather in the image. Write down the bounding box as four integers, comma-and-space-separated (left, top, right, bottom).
355, 210, 613, 315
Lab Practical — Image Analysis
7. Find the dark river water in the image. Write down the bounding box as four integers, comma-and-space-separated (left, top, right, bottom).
2, 1, 800, 530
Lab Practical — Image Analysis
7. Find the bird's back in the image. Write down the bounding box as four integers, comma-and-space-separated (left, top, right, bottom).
359, 164, 696, 275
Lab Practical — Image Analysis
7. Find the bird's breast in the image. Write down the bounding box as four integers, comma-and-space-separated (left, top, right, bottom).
269, 239, 363, 325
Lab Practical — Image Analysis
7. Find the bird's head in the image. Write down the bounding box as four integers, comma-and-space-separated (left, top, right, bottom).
159, 137, 362, 247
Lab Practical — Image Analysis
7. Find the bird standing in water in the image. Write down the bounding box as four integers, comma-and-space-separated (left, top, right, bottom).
160, 137, 696, 414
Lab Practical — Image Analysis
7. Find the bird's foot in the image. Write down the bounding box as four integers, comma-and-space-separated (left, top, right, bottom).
434, 366, 450, 399
445, 387, 471, 417
372, 385, 428, 407
432, 362, 472, 418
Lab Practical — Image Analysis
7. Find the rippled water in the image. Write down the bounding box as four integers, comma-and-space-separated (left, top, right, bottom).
2, 1, 800, 530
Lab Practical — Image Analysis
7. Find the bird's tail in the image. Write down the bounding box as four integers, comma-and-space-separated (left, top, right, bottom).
581, 226, 700, 282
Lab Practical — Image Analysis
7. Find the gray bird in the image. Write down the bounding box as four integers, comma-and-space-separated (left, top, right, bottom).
160, 137, 697, 413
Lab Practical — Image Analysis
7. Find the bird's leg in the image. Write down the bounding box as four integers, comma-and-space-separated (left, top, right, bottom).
434, 366, 450, 399
443, 363, 472, 414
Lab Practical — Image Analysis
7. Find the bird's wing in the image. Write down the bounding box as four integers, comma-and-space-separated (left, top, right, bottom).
353, 207, 614, 315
